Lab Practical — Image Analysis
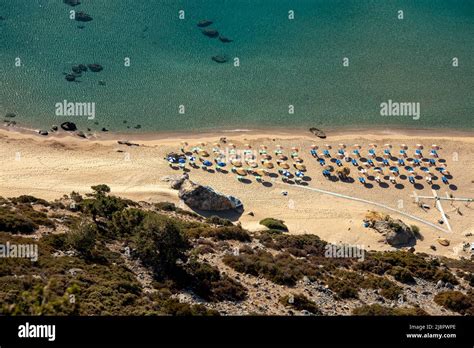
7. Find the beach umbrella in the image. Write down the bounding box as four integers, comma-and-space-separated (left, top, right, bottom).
278, 162, 290, 169
282, 170, 291, 177
262, 161, 274, 169
431, 144, 439, 150
374, 167, 383, 173
295, 171, 304, 178
244, 143, 251, 149
338, 143, 346, 149
203, 160, 212, 167
323, 165, 334, 172
216, 161, 226, 167
416, 144, 423, 149
406, 166, 414, 173
178, 158, 186, 164
368, 143, 377, 148
384, 143, 392, 148
353, 144, 361, 149
231, 159, 242, 167
389, 166, 399, 173
421, 167, 430, 173
294, 163, 306, 171
198, 150, 209, 157
325, 144, 332, 149
247, 161, 258, 168
311, 144, 318, 149
254, 168, 267, 176
234, 168, 247, 176
291, 146, 299, 151
277, 153, 287, 160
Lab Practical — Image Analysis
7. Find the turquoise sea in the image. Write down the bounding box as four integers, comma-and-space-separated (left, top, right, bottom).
1, 0, 473, 132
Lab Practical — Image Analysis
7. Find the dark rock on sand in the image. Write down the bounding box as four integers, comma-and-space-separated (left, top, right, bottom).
197, 20, 213, 27
117, 140, 139, 147
178, 179, 243, 211
75, 12, 93, 22
51, 125, 58, 132
65, 74, 76, 82
309, 127, 326, 139
372, 219, 416, 247
219, 36, 233, 43
88, 64, 103, 72
64, 0, 81, 6
38, 130, 49, 136
76, 131, 86, 138
60, 122, 77, 131
212, 55, 228, 63
202, 28, 219, 38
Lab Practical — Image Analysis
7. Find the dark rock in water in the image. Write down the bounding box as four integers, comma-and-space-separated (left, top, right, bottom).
134, 124, 141, 129
212, 55, 228, 63
94, 121, 99, 125
202, 28, 219, 38
5, 120, 17, 126
309, 127, 326, 139
78, 64, 87, 72
60, 122, 77, 131
65, 74, 76, 82
178, 179, 243, 211
77, 25, 85, 30
5, 113, 16, 118
219, 36, 233, 43
87, 128, 91, 131
197, 20, 213, 27
75, 12, 93, 22
76, 131, 86, 138
38, 130, 49, 136
64, 0, 81, 6
88, 64, 103, 72
98, 80, 106, 86
123, 120, 127, 124
51, 125, 58, 132
0, 16, 6, 21
72, 65, 83, 74
101, 127, 109, 132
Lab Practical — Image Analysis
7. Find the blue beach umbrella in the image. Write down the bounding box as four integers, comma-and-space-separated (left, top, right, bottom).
203, 160, 213, 167
295, 171, 304, 178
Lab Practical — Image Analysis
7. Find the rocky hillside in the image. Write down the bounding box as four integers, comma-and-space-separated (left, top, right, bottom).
0, 186, 472, 316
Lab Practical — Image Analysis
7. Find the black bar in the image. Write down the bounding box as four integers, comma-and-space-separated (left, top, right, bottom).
0, 316, 471, 347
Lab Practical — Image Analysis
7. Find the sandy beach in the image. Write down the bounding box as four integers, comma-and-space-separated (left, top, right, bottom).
1, 126, 473, 259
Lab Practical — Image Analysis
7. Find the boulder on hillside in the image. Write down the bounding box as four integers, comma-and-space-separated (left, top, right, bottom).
177, 179, 242, 211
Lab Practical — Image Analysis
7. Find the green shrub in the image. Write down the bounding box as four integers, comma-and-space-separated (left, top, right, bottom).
205, 215, 233, 226
10, 195, 50, 206
434, 291, 473, 315
155, 202, 177, 211
389, 266, 415, 283
0, 207, 37, 234
259, 218, 288, 231
352, 304, 428, 316
66, 222, 98, 258
110, 208, 146, 236
280, 294, 321, 314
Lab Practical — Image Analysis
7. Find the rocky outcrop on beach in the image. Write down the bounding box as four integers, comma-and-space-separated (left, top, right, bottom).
372, 218, 416, 247
176, 179, 242, 211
